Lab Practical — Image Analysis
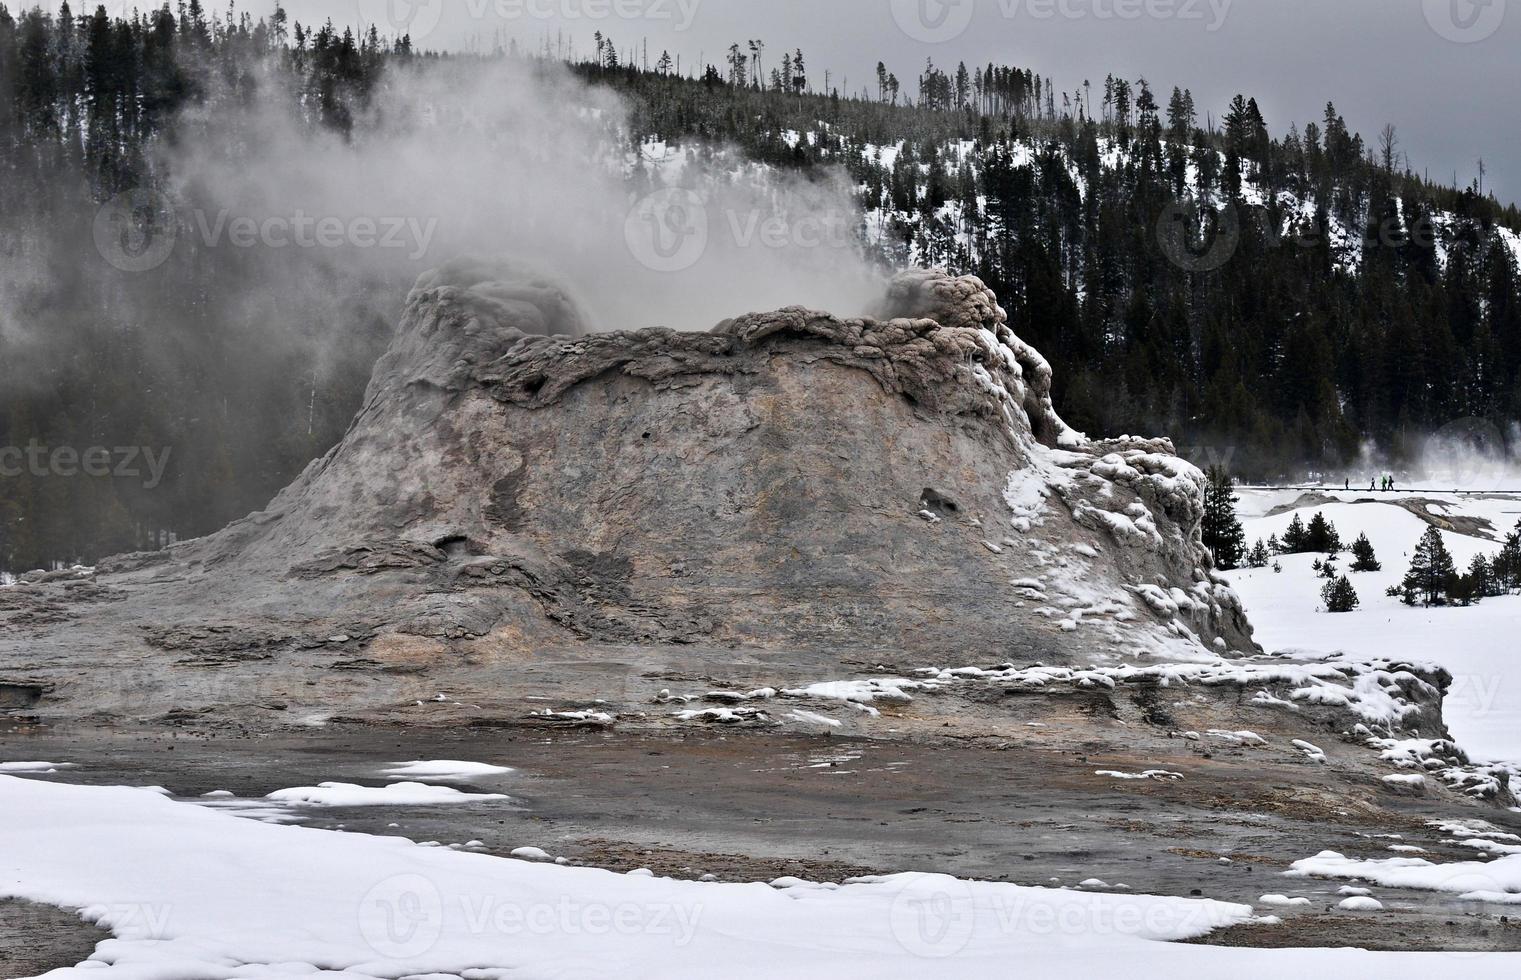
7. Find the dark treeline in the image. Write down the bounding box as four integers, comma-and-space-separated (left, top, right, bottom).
1, 2, 418, 572
3, 4, 1520, 572
579, 48, 1521, 480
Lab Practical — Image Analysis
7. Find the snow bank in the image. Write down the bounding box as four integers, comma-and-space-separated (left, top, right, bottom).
1288, 849, 1521, 904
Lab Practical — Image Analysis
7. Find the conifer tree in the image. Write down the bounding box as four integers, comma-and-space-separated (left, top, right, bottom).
1282, 515, 1309, 553
1349, 533, 1381, 572
1305, 512, 1342, 554
1322, 575, 1359, 613
1201, 466, 1246, 570
1400, 527, 1456, 607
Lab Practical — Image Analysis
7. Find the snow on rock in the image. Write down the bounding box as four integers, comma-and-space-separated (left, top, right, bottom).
1337, 896, 1386, 912
509, 846, 554, 861
0, 761, 76, 774
266, 782, 508, 807
1096, 770, 1184, 782
1257, 895, 1312, 908
671, 707, 772, 725
1291, 740, 1328, 764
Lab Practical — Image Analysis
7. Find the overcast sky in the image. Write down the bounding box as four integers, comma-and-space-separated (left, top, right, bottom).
94, 0, 1521, 202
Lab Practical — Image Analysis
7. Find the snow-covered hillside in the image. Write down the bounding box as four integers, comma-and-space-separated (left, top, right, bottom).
1227, 488, 1521, 765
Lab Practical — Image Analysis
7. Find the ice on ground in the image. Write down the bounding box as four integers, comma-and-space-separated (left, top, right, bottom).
266, 781, 508, 807
786, 709, 843, 728
1095, 770, 1184, 781
381, 761, 514, 780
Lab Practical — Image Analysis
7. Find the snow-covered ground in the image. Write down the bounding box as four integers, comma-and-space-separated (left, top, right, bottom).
1227, 488, 1521, 764
7, 773, 1521, 978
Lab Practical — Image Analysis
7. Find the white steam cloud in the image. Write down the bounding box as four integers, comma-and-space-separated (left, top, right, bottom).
160, 55, 886, 334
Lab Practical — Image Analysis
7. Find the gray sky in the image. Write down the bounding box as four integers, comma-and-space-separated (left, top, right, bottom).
104, 0, 1521, 201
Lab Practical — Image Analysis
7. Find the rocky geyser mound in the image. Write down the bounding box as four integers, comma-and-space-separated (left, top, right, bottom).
160, 260, 1254, 664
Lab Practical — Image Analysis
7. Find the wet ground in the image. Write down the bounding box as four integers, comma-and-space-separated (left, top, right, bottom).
4, 718, 1521, 974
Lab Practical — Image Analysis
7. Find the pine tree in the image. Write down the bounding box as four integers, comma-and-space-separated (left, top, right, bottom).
1305, 512, 1342, 554
1401, 527, 1457, 607
1247, 539, 1270, 568
1282, 514, 1309, 553
1349, 533, 1381, 572
1322, 575, 1360, 613
1201, 466, 1246, 570
1466, 554, 1496, 600
1494, 520, 1521, 592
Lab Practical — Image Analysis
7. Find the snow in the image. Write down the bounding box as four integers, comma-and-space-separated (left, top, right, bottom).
1227, 489, 1521, 764
0, 761, 76, 773
0, 773, 1329, 979
265, 782, 508, 807
1095, 770, 1184, 782
1291, 740, 1327, 764
381, 761, 515, 780
1288, 849, 1521, 904
1257, 895, 1312, 908
509, 846, 554, 862
1336, 896, 1385, 912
